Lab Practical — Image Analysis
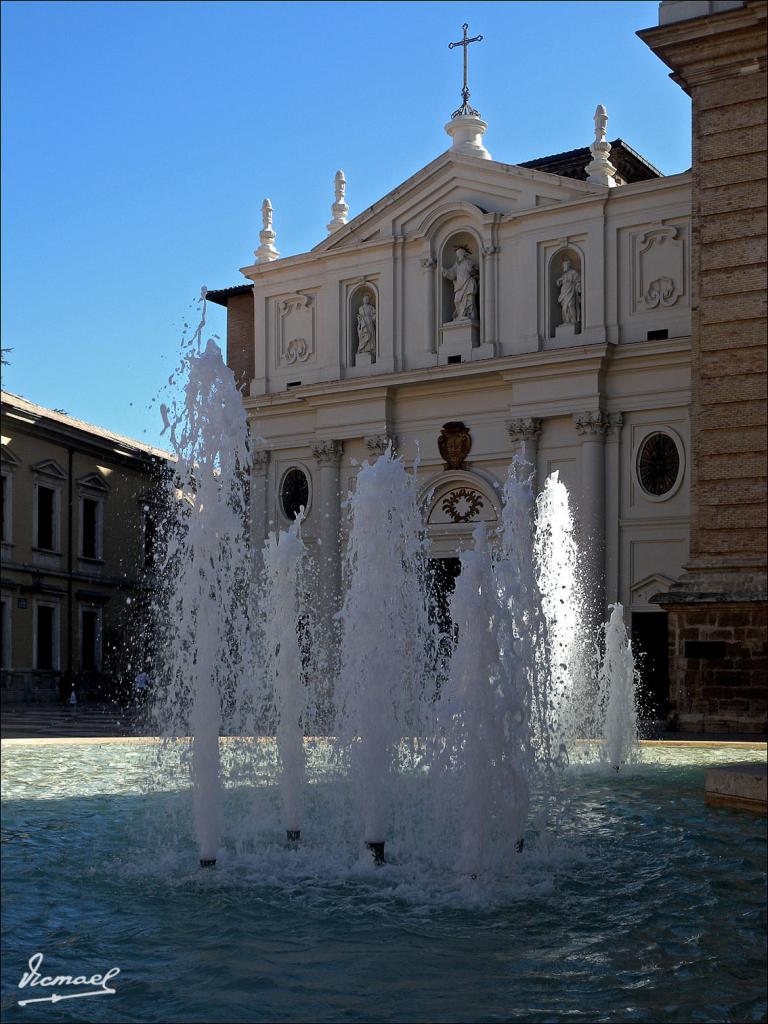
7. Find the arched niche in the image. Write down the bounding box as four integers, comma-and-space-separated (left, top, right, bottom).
349, 283, 378, 366
548, 246, 583, 339
419, 469, 501, 558
439, 230, 481, 326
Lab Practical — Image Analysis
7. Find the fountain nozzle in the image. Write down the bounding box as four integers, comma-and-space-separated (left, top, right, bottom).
366, 841, 386, 865
200, 858, 216, 868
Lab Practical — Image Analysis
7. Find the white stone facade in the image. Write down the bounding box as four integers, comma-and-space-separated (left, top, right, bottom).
219, 144, 692, 627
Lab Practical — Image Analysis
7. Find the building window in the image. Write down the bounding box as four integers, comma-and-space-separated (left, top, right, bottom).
80, 607, 101, 672
34, 602, 59, 670
35, 484, 58, 550
636, 431, 682, 498
0, 598, 10, 669
280, 468, 310, 521
81, 496, 102, 559
1, 471, 12, 544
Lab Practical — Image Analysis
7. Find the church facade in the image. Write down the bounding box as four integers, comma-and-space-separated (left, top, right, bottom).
211, 102, 693, 723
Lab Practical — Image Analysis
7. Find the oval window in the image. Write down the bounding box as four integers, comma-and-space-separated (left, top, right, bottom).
280, 468, 309, 520
637, 432, 680, 497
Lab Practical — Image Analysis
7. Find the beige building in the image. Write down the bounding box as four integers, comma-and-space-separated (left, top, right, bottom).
639, 0, 767, 732
210, 59, 700, 724
0, 391, 169, 704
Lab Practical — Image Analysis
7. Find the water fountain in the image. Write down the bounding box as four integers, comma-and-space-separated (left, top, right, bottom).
150, 304, 643, 872
155, 296, 251, 867
5, 303, 764, 1024
334, 449, 434, 863
261, 514, 309, 842
598, 602, 639, 769
437, 522, 531, 875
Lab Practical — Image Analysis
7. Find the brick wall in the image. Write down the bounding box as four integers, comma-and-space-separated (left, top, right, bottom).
226, 291, 255, 393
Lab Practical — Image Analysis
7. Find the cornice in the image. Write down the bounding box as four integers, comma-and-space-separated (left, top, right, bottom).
243, 338, 691, 414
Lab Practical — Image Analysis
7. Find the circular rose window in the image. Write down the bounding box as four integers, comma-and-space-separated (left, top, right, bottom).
280, 468, 309, 520
637, 432, 681, 497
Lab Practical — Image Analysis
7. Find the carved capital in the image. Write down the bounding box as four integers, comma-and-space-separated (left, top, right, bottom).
312, 439, 343, 465
605, 413, 624, 437
482, 243, 500, 256
252, 450, 271, 475
365, 434, 398, 457
507, 417, 542, 443
421, 257, 437, 270
573, 410, 610, 436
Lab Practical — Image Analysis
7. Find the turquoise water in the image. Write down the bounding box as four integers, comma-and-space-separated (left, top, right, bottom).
1, 741, 766, 1023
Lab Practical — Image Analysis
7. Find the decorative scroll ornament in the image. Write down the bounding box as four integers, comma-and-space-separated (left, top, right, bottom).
438, 421, 471, 470
644, 276, 678, 309
441, 487, 484, 523
285, 338, 310, 364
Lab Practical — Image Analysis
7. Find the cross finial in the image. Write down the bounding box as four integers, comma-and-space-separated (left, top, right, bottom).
448, 22, 483, 118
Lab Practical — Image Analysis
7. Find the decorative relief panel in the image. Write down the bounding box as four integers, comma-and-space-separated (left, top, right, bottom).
427, 485, 497, 526
277, 293, 316, 367
633, 226, 685, 313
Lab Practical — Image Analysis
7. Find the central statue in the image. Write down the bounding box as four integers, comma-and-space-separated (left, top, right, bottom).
442, 246, 479, 321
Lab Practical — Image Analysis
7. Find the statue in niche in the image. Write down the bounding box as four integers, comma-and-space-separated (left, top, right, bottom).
356, 293, 377, 356
442, 246, 479, 321
556, 257, 582, 326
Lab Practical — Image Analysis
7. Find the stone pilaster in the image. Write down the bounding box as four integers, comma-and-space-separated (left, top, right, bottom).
574, 410, 609, 615
311, 439, 343, 608
250, 450, 271, 560
506, 417, 542, 481
421, 257, 437, 354
482, 243, 499, 347
604, 413, 623, 608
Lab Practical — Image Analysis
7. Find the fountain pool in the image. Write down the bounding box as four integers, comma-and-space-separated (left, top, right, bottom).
2, 739, 766, 1023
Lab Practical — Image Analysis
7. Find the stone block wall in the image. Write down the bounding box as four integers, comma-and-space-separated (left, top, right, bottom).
667, 600, 768, 731
640, 1, 767, 733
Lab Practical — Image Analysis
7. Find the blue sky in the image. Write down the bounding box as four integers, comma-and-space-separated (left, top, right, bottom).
1, 0, 690, 448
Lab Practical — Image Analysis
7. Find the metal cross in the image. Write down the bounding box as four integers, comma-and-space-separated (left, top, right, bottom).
448, 23, 483, 118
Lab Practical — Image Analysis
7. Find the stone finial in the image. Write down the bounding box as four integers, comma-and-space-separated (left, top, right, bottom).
585, 104, 617, 188
327, 170, 349, 234
444, 115, 491, 160
254, 198, 280, 262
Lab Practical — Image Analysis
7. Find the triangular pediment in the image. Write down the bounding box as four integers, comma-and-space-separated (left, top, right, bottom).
631, 573, 677, 605
311, 151, 597, 256
30, 458, 67, 480
1, 445, 21, 467
77, 472, 111, 493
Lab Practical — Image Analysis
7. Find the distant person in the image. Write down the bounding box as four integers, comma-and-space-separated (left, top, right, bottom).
134, 671, 150, 705
68, 689, 77, 707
